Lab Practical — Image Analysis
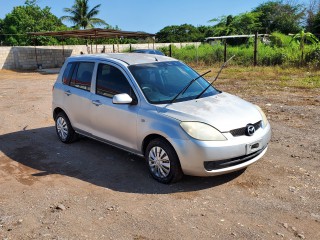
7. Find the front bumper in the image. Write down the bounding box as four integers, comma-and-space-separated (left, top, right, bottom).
169, 123, 271, 177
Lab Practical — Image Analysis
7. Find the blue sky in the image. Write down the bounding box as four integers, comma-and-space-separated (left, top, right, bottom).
0, 0, 309, 33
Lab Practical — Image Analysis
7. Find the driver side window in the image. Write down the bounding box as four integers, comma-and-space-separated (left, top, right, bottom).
96, 64, 137, 100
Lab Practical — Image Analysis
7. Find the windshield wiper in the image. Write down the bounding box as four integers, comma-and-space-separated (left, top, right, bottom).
195, 55, 235, 100
170, 70, 211, 104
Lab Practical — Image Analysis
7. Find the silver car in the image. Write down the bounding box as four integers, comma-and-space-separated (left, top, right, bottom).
52, 53, 271, 183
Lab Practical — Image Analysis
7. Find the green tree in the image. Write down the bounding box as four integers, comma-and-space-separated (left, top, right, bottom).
291, 29, 319, 63
197, 25, 216, 38
61, 0, 107, 29
0, 19, 4, 45
314, 11, 320, 33
209, 12, 261, 36
1, 1, 65, 46
306, 0, 320, 34
253, 1, 305, 34
208, 15, 235, 36
156, 24, 203, 43
25, 0, 37, 5
306, 0, 318, 33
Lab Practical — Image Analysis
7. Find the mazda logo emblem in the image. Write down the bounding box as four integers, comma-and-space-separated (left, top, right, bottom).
246, 124, 255, 136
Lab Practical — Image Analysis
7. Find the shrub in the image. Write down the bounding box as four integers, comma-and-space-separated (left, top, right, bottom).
160, 39, 317, 67
269, 32, 293, 48
305, 45, 320, 62
305, 45, 320, 69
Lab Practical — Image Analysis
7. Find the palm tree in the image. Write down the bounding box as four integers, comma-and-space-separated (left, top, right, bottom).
61, 0, 107, 29
291, 30, 319, 64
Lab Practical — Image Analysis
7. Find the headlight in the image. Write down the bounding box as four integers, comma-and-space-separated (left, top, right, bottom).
255, 105, 268, 128
180, 122, 226, 141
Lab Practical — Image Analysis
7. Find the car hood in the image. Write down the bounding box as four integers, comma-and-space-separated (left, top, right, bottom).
156, 92, 262, 132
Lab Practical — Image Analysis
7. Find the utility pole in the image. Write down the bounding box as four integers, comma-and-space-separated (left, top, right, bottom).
254, 32, 258, 66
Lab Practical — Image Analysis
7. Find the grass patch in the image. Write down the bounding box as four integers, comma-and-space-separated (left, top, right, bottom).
294, 75, 320, 88
165, 42, 320, 69
193, 66, 320, 89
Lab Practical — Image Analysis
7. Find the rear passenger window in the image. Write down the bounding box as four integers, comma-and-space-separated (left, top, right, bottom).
96, 64, 136, 99
70, 62, 95, 91
62, 63, 74, 85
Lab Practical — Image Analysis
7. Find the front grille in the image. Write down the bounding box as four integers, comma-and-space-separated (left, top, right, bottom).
230, 121, 262, 137
204, 146, 266, 171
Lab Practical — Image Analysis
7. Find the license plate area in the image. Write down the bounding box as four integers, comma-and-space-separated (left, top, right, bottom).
246, 139, 262, 154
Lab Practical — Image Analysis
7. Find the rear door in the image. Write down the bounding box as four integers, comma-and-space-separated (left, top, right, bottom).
90, 62, 139, 151
61, 61, 95, 133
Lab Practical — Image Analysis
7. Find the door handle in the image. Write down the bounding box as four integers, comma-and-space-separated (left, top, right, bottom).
64, 90, 72, 96
92, 100, 102, 106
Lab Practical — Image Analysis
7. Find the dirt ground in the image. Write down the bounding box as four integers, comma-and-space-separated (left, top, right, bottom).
0, 69, 319, 240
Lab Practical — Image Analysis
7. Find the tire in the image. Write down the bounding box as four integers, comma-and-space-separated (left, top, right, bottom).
55, 112, 76, 143
145, 138, 183, 184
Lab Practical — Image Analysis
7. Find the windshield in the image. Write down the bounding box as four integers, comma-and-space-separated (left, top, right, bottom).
128, 61, 220, 104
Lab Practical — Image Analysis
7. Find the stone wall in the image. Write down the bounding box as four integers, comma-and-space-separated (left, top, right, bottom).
0, 42, 200, 70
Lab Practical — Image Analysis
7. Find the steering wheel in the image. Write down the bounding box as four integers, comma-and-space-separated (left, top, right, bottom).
142, 86, 153, 94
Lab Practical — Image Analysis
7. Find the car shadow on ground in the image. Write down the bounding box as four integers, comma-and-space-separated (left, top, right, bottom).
0, 126, 244, 194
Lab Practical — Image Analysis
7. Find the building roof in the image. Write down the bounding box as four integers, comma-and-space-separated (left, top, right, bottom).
205, 34, 269, 41
28, 28, 155, 39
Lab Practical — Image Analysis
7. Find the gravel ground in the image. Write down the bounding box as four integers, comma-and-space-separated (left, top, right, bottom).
0, 69, 319, 240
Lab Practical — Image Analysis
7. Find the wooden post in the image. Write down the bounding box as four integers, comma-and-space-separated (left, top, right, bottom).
153, 37, 155, 50
116, 36, 120, 53
130, 44, 132, 52
254, 32, 258, 66
224, 40, 227, 62
196, 43, 199, 65
169, 44, 172, 57
90, 36, 93, 54
113, 44, 115, 53
95, 30, 98, 53
61, 37, 65, 58
33, 38, 38, 67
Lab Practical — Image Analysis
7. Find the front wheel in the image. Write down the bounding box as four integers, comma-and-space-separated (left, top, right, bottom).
145, 138, 183, 184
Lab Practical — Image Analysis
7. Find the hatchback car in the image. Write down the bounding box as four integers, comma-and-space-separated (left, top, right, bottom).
52, 53, 271, 183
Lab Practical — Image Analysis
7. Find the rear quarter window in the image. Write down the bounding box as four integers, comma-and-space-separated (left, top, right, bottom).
62, 63, 74, 85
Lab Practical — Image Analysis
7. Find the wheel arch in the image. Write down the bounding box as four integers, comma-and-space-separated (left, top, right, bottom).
53, 107, 66, 120
142, 134, 171, 156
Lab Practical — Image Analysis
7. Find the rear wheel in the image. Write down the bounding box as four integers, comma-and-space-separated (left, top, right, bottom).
145, 138, 183, 183
55, 112, 76, 143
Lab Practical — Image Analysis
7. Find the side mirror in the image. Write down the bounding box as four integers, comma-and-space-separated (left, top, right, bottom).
112, 93, 133, 104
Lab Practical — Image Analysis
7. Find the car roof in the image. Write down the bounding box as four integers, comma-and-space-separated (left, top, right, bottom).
132, 49, 153, 51
132, 49, 165, 55
132, 49, 159, 52
67, 53, 175, 66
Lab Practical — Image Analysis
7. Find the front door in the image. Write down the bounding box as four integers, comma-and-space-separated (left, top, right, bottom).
90, 63, 139, 151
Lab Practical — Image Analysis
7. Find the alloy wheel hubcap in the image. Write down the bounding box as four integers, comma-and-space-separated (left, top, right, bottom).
148, 146, 170, 178
56, 117, 68, 141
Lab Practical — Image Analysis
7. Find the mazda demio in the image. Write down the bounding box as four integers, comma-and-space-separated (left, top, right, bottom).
52, 53, 271, 183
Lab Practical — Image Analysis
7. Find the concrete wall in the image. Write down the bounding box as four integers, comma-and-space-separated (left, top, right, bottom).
0, 42, 200, 70
0, 46, 72, 70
